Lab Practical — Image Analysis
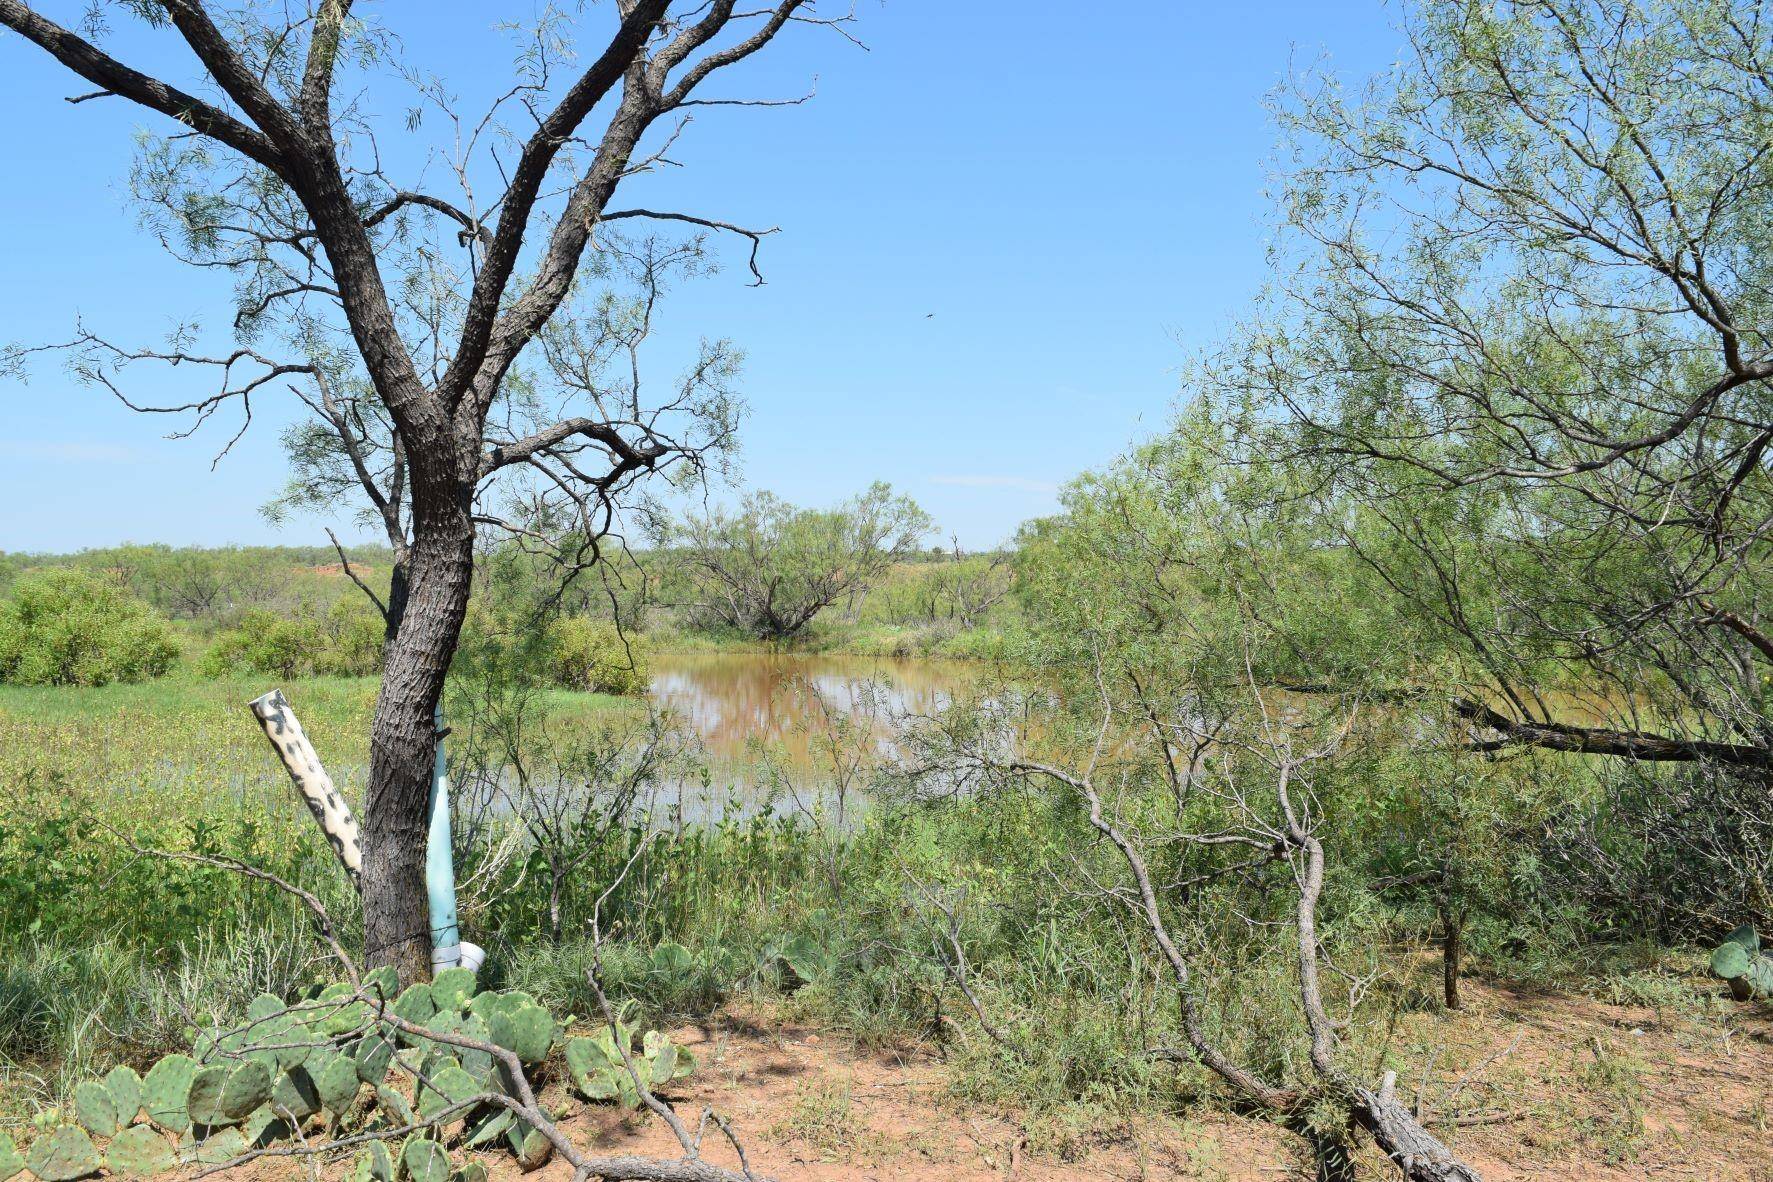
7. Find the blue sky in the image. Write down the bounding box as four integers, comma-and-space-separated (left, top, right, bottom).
0, 2, 1401, 553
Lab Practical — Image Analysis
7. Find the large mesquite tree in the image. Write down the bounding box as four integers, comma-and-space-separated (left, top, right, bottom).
0, 0, 842, 980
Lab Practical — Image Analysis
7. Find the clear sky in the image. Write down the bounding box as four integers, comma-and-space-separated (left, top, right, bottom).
0, 2, 1401, 553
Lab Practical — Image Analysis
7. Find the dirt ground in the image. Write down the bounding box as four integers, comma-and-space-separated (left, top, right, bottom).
210, 978, 1773, 1182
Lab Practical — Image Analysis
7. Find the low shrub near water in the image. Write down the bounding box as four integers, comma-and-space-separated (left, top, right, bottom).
0, 570, 178, 687
543, 616, 650, 696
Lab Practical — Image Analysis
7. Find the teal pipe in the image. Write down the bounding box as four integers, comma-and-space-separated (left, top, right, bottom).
427, 703, 467, 971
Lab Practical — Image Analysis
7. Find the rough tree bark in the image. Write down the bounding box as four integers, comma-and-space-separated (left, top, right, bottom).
1441, 905, 1465, 1012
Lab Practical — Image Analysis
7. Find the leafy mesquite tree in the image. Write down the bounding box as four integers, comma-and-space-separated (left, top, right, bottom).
1244, 0, 1773, 766
0, 0, 846, 980
666, 482, 933, 641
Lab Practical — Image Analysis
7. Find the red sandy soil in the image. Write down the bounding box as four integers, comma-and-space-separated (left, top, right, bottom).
201, 978, 1773, 1182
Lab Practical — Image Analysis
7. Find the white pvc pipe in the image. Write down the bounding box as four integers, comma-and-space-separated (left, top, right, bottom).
249, 688, 363, 887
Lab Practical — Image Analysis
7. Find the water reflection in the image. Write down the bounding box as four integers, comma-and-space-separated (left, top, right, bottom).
648, 652, 968, 759
637, 651, 975, 822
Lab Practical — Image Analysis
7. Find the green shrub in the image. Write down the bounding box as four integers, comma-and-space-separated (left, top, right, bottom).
202, 599, 384, 679
0, 570, 179, 686
201, 609, 318, 679
314, 597, 385, 676
544, 617, 650, 696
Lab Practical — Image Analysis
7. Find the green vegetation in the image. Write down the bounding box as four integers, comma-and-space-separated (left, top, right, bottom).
658, 482, 937, 643
201, 601, 385, 680
13, 965, 706, 1181
540, 616, 650, 696
0, 570, 178, 688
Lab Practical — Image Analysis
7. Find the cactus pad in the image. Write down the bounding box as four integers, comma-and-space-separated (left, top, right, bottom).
193, 1127, 246, 1166
650, 942, 694, 977
103, 1066, 143, 1129
401, 1139, 450, 1182
378, 1086, 416, 1129
417, 1065, 481, 1122
271, 1065, 322, 1122
505, 1122, 552, 1172
643, 1031, 695, 1087
357, 1032, 397, 1085
24, 1127, 101, 1182
188, 1060, 272, 1127
392, 983, 436, 1029
0, 1133, 24, 1182
429, 968, 477, 1012
352, 1140, 393, 1182
464, 1109, 513, 1149
142, 1055, 199, 1133
105, 1126, 173, 1178
312, 1051, 362, 1115
487, 1003, 555, 1065
70, 1083, 117, 1139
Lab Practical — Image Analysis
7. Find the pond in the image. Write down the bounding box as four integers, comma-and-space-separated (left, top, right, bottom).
635, 651, 979, 821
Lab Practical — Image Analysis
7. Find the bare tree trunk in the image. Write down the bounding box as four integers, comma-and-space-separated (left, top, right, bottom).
362, 494, 475, 982
1356, 1075, 1483, 1182
1441, 906, 1465, 1011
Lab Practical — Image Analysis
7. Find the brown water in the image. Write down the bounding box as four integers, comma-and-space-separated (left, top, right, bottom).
649, 651, 971, 756
639, 651, 977, 818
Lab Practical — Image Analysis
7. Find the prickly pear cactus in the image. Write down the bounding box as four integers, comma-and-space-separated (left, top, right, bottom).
429, 967, 478, 1012
187, 1060, 272, 1127
416, 1065, 482, 1122
141, 1054, 199, 1133
272, 1065, 323, 1121
193, 1127, 246, 1166
391, 983, 437, 1035
1712, 925, 1773, 1001
352, 1140, 393, 1182
487, 1002, 555, 1066
779, 933, 836, 986
103, 1066, 142, 1129
650, 942, 695, 977
564, 1033, 631, 1105
505, 1122, 553, 1172
312, 1050, 363, 1116
71, 1082, 117, 1139
642, 1030, 695, 1087
0, 1132, 25, 1182
31, 971, 694, 1182
401, 1138, 450, 1182
356, 1032, 397, 1085
23, 1127, 101, 1182
105, 1126, 173, 1178
464, 1109, 513, 1149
